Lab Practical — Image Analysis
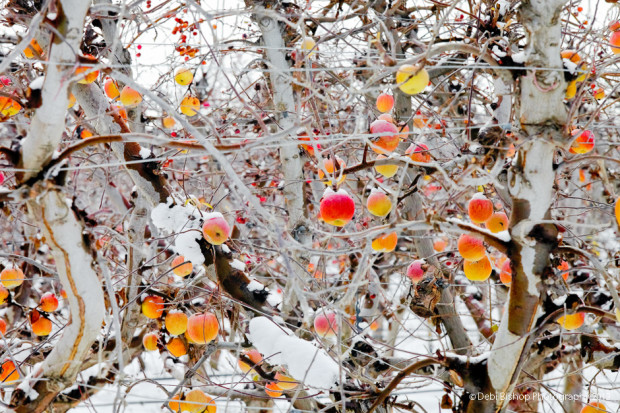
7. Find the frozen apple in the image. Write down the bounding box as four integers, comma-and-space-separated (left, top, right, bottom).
265, 382, 283, 397
396, 64, 429, 95
180, 389, 216, 413
320, 188, 355, 227
187, 312, 219, 344
202, 214, 231, 245
499, 259, 512, 285
374, 154, 399, 178
174, 67, 194, 85
405, 143, 431, 163
171, 255, 193, 277
143, 332, 159, 351
610, 30, 620, 54
565, 80, 577, 99
369, 119, 399, 154
371, 231, 398, 253
433, 238, 447, 252
569, 129, 595, 154
75, 54, 99, 84
300, 38, 317, 57
0, 360, 19, 384
376, 93, 394, 113
318, 156, 346, 185
557, 312, 585, 330
406, 259, 426, 283
165, 310, 188, 335
457, 234, 486, 261
485, 212, 508, 233
141, 295, 164, 319
463, 255, 492, 281
30, 310, 52, 336
180, 96, 200, 116
39, 292, 59, 312
366, 189, 392, 217
468, 193, 494, 224
162, 116, 176, 129
0, 268, 24, 289
23, 39, 43, 59
314, 312, 337, 338
274, 371, 298, 390
238, 349, 263, 374
166, 337, 187, 357
561, 50, 581, 63
104, 78, 120, 99
0, 96, 21, 117
120, 86, 142, 107
0, 318, 6, 336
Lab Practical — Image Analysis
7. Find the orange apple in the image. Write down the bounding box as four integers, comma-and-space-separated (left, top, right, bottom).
0, 96, 21, 117
610, 30, 620, 54
0, 318, 6, 336
371, 231, 398, 253
143, 332, 159, 351
561, 50, 581, 63
141, 295, 164, 319
369, 119, 399, 154
165, 310, 188, 336
180, 389, 216, 413
0, 285, 9, 305
0, 360, 19, 384
171, 255, 193, 277
39, 292, 59, 312
318, 156, 346, 185
463, 255, 492, 281
75, 54, 99, 84
202, 215, 231, 245
166, 337, 187, 357
457, 234, 486, 261
405, 143, 431, 163
499, 259, 512, 285
162, 116, 176, 129
30, 310, 52, 336
23, 39, 43, 59
119, 86, 142, 107
265, 382, 283, 397
366, 190, 392, 217
238, 349, 263, 374
274, 371, 298, 390
314, 312, 337, 338
580, 402, 607, 413
67, 93, 76, 108
0, 268, 24, 289
376, 93, 394, 113
557, 312, 585, 330
104, 78, 120, 99
169, 394, 181, 411
320, 188, 355, 227
468, 193, 494, 224
187, 312, 219, 344
485, 212, 508, 233
433, 238, 447, 252
396, 64, 429, 95
569, 129, 595, 154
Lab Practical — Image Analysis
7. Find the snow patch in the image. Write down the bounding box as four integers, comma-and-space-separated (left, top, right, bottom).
248, 317, 340, 389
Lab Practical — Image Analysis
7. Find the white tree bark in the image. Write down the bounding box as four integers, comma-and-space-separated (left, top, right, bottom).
485, 1, 568, 409
15, 2, 106, 410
